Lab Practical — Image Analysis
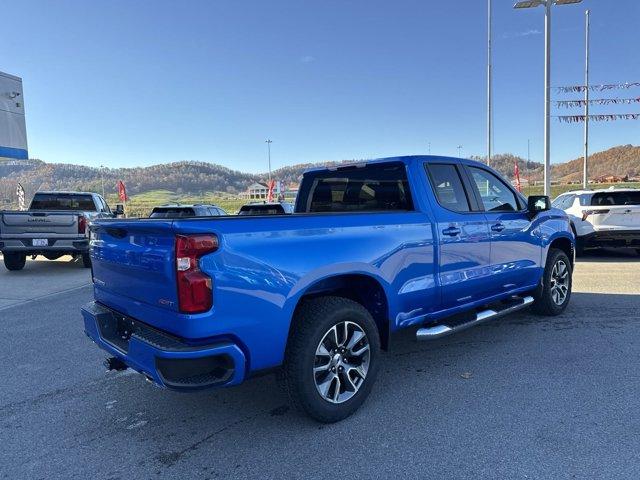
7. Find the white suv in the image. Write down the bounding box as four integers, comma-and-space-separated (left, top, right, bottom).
552, 187, 640, 255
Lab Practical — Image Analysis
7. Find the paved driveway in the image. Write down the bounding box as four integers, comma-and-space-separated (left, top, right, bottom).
1, 250, 639, 479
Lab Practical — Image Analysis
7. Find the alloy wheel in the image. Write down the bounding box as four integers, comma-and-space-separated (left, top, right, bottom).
550, 259, 569, 305
313, 321, 370, 404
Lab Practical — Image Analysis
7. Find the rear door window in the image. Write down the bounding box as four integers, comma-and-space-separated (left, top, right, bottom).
30, 193, 97, 211
425, 164, 471, 213
591, 191, 640, 206
299, 162, 414, 213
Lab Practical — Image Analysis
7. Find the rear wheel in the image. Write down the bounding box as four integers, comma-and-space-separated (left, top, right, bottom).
280, 296, 381, 423
532, 248, 572, 316
3, 253, 26, 271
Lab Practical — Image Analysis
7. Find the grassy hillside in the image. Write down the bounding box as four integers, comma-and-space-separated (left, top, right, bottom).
2, 145, 639, 214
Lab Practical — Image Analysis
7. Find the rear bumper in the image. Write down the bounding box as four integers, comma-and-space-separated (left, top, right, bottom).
581, 230, 640, 249
0, 237, 89, 253
81, 301, 246, 390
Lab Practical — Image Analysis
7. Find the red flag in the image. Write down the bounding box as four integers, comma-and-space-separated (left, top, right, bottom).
514, 162, 521, 192
117, 180, 128, 201
267, 179, 275, 203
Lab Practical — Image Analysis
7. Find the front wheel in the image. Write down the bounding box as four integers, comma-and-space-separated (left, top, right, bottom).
532, 248, 572, 316
280, 296, 381, 423
3, 252, 26, 271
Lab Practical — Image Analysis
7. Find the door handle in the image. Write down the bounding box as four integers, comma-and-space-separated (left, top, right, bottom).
442, 226, 461, 236
491, 223, 505, 232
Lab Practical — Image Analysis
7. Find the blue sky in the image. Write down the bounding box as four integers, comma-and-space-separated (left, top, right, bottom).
4, 0, 639, 172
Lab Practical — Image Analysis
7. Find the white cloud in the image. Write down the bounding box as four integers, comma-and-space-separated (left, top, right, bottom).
300, 55, 315, 63
502, 29, 542, 39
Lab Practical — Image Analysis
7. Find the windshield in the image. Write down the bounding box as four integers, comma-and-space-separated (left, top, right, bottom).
30, 193, 96, 211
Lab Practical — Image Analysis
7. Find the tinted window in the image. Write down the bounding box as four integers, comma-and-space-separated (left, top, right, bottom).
426, 164, 471, 213
469, 167, 519, 212
579, 194, 591, 206
591, 191, 640, 206
149, 207, 196, 218
238, 204, 286, 215
30, 193, 97, 211
302, 163, 413, 213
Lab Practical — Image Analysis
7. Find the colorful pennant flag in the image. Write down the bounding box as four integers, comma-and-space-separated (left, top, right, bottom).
557, 97, 640, 108
556, 82, 640, 93
556, 113, 640, 123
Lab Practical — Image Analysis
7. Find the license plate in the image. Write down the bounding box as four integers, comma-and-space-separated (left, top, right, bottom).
32, 238, 48, 247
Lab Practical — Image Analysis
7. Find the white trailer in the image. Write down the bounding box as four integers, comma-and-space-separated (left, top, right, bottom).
0, 71, 27, 160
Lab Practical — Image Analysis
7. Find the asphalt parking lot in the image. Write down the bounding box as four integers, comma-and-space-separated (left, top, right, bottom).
1, 251, 639, 479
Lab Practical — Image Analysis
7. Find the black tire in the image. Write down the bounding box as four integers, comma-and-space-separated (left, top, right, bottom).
3, 253, 26, 271
532, 248, 572, 316
575, 237, 585, 256
571, 225, 585, 256
280, 296, 381, 423
635, 249, 640, 256
81, 252, 92, 268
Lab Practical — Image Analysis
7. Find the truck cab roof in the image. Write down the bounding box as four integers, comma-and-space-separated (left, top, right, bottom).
302, 155, 491, 174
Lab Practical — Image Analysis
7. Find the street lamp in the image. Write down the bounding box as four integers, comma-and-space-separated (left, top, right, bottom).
514, 0, 583, 196
265, 139, 273, 183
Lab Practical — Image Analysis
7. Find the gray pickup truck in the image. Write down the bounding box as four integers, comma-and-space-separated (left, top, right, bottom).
0, 191, 116, 270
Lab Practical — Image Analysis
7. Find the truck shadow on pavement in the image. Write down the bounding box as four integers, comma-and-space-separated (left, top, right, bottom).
0, 254, 87, 274
576, 248, 640, 263
88, 290, 639, 474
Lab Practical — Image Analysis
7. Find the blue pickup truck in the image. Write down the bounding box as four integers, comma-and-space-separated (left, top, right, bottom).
82, 156, 574, 422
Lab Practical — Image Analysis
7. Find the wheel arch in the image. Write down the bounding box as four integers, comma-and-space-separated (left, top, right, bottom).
548, 234, 575, 268
288, 273, 391, 351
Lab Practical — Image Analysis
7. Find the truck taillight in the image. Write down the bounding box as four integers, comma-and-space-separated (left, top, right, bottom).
78, 215, 87, 234
175, 234, 218, 313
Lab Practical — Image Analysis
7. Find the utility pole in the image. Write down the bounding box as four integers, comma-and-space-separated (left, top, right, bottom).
527, 138, 531, 191
487, 0, 493, 167
265, 139, 273, 183
583, 9, 590, 189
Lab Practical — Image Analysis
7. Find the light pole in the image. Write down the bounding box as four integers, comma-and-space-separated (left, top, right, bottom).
265, 139, 273, 183
100, 164, 105, 198
514, 0, 583, 196
487, 0, 493, 167
583, 9, 590, 189
457, 145, 463, 157
428, 142, 431, 155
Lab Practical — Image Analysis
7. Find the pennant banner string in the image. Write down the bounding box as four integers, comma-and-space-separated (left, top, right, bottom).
556, 82, 640, 93
556, 98, 640, 108
556, 113, 640, 123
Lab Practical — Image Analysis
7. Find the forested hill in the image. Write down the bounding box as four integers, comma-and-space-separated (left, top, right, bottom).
1, 145, 638, 201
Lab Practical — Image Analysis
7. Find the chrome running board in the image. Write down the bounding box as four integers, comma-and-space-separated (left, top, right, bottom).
416, 295, 534, 341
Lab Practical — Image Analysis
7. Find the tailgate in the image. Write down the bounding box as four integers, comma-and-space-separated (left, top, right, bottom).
91, 220, 179, 312
1, 211, 79, 236
589, 206, 640, 230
